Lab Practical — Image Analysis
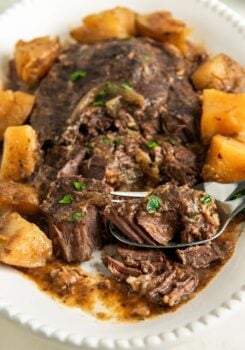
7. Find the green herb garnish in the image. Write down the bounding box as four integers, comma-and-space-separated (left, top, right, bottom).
120, 82, 132, 90
200, 194, 212, 205
73, 181, 86, 190
146, 140, 158, 149
143, 55, 151, 61
113, 138, 121, 146
146, 196, 161, 213
58, 193, 73, 204
70, 71, 87, 81
92, 90, 107, 107
97, 90, 107, 99
69, 211, 85, 222
107, 83, 118, 93
103, 136, 111, 144
92, 100, 105, 107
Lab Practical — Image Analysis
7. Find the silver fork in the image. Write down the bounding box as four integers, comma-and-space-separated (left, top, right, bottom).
110, 180, 245, 202
109, 180, 245, 249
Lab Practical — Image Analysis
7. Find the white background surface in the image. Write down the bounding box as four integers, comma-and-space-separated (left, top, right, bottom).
0, 0, 245, 349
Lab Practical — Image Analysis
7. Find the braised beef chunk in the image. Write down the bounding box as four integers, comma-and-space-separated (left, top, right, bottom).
79, 133, 147, 190
160, 142, 202, 186
25, 37, 202, 194
105, 183, 219, 245
103, 247, 199, 306
42, 177, 111, 262
177, 186, 220, 243
29, 38, 199, 146
176, 243, 225, 268
117, 247, 171, 274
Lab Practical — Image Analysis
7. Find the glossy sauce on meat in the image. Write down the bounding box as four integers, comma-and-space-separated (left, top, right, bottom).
23, 219, 242, 322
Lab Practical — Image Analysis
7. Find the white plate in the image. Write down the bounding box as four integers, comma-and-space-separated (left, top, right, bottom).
0, 0, 245, 349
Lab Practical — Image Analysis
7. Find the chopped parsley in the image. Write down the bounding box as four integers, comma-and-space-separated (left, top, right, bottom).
120, 82, 132, 90
113, 138, 122, 146
146, 196, 161, 213
92, 100, 105, 107
103, 136, 111, 143
146, 140, 158, 149
200, 194, 212, 205
103, 136, 111, 144
143, 55, 151, 61
92, 90, 107, 107
73, 181, 86, 190
70, 71, 87, 81
97, 90, 107, 99
107, 82, 118, 93
69, 211, 85, 222
58, 193, 73, 204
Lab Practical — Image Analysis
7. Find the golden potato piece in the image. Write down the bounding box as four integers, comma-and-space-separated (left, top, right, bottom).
192, 54, 245, 92
236, 132, 245, 143
203, 135, 245, 182
0, 125, 39, 181
0, 211, 52, 268
70, 7, 136, 43
201, 89, 245, 144
0, 180, 39, 215
0, 90, 35, 140
135, 11, 190, 52
15, 36, 60, 86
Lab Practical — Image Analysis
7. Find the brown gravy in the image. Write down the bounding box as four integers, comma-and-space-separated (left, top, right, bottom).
22, 218, 243, 322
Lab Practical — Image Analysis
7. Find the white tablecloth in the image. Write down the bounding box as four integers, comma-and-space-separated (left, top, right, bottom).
0, 1, 245, 349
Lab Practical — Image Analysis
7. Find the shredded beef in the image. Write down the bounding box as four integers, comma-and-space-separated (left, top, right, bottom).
176, 243, 225, 268
103, 247, 199, 306
105, 183, 219, 245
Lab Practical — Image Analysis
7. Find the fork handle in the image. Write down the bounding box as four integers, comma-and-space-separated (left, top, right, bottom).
225, 195, 245, 220
227, 180, 245, 200
110, 191, 150, 198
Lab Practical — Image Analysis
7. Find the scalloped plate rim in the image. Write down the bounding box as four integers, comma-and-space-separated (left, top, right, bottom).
0, 0, 245, 349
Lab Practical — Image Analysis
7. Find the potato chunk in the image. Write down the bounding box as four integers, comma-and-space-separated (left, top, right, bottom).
0, 211, 52, 268
70, 7, 135, 43
201, 89, 245, 144
0, 180, 39, 215
135, 11, 190, 52
203, 135, 245, 182
0, 90, 35, 140
192, 54, 245, 92
15, 36, 60, 86
0, 125, 39, 181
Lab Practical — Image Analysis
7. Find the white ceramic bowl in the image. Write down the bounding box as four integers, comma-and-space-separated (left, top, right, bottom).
0, 0, 245, 349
